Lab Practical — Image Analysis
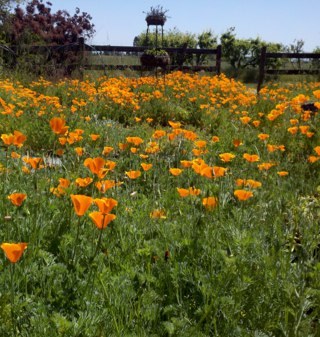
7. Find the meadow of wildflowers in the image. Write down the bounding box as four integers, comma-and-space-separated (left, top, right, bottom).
0, 72, 320, 336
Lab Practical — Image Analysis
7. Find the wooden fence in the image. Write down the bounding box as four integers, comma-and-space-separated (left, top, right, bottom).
0, 38, 222, 75
2, 39, 320, 92
257, 46, 320, 92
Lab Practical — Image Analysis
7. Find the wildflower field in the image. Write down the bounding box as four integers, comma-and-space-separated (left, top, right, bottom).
0, 71, 320, 336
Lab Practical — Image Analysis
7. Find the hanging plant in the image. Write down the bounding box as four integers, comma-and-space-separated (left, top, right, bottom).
140, 49, 170, 68
144, 5, 168, 26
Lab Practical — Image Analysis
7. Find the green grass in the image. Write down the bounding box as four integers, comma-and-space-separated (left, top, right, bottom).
0, 72, 319, 336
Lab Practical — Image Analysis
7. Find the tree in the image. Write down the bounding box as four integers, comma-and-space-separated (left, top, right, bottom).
220, 27, 283, 71
10, 0, 95, 45
285, 39, 305, 69
134, 28, 218, 66
3, 0, 95, 76
196, 29, 217, 65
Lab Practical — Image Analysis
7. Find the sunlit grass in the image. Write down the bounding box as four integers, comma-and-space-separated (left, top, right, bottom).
0, 72, 319, 336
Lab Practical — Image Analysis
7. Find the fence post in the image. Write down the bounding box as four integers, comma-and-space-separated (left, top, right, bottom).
257, 46, 266, 94
216, 45, 222, 75
78, 37, 85, 80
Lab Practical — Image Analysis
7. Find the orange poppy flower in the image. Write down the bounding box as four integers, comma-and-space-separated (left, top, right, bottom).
94, 198, 118, 214
90, 134, 100, 141
23, 157, 42, 169
70, 194, 93, 216
152, 130, 166, 139
89, 212, 116, 229
11, 151, 21, 159
126, 170, 141, 179
243, 153, 260, 163
180, 160, 193, 168
49, 117, 68, 135
277, 171, 289, 176
102, 146, 114, 156
219, 153, 235, 163
168, 121, 181, 129
233, 139, 242, 147
240, 116, 251, 124
212, 136, 220, 143
177, 188, 190, 197
213, 166, 227, 178
95, 179, 117, 192
169, 168, 183, 176
141, 163, 153, 171
202, 196, 218, 210
194, 140, 207, 148
189, 187, 201, 196
234, 189, 254, 201
314, 146, 320, 156
84, 157, 107, 178
287, 127, 298, 135
1, 133, 14, 146
13, 130, 27, 147
75, 147, 84, 156
258, 133, 269, 141
308, 155, 320, 163
126, 137, 144, 146
258, 162, 276, 170
75, 177, 93, 187
8, 193, 27, 206
150, 209, 167, 219
1, 242, 27, 263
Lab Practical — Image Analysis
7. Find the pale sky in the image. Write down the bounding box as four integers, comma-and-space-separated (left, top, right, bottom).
46, 0, 320, 51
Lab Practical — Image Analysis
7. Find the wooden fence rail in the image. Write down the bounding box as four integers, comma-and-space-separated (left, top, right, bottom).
257, 46, 320, 92
0, 39, 222, 75
2, 39, 320, 92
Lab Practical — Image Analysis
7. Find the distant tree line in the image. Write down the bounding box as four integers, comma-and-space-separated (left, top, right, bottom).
0, 1, 319, 78
134, 26, 320, 74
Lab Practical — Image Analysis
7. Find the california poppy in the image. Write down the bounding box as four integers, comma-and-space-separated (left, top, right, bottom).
219, 153, 235, 163
75, 177, 93, 187
141, 163, 153, 171
89, 212, 116, 229
169, 168, 183, 176
125, 170, 141, 179
243, 153, 260, 163
8, 193, 27, 206
202, 196, 218, 210
70, 194, 93, 216
1, 242, 27, 263
49, 117, 68, 135
150, 209, 167, 219
94, 198, 118, 214
234, 189, 253, 201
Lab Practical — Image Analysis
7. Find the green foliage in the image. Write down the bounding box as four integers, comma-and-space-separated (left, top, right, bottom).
0, 74, 320, 336
220, 27, 284, 71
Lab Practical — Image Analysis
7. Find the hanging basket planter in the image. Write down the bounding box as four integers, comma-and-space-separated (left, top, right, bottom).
140, 51, 170, 68
146, 15, 166, 26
